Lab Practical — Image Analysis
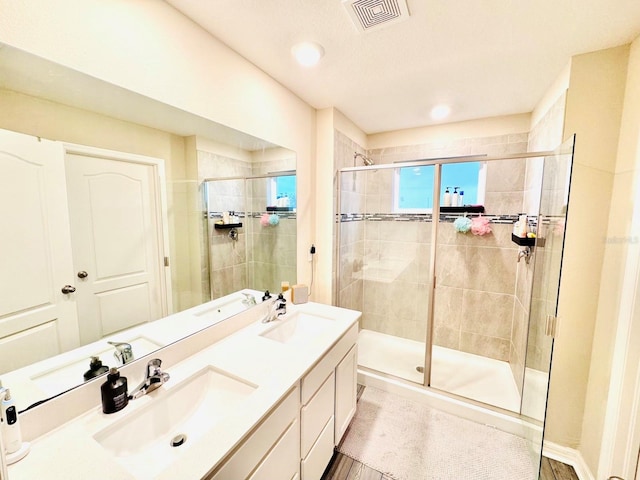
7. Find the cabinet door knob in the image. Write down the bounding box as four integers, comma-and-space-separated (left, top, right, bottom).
61, 285, 76, 294
77, 271, 88, 279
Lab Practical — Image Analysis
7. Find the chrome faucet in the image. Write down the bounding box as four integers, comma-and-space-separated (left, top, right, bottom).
129, 358, 170, 400
241, 292, 257, 307
108, 341, 134, 365
262, 293, 286, 323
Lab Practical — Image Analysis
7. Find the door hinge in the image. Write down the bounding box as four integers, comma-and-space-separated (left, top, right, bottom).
545, 314, 558, 337
164, 256, 170, 267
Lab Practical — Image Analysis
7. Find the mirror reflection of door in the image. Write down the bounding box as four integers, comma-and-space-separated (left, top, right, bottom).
65, 149, 168, 345
0, 129, 80, 374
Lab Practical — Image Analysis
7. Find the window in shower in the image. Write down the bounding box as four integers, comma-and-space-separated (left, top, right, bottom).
393, 165, 435, 212
440, 161, 486, 205
267, 174, 297, 209
393, 161, 486, 212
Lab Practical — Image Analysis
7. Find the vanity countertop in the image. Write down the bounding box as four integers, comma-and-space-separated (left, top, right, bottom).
7, 301, 360, 480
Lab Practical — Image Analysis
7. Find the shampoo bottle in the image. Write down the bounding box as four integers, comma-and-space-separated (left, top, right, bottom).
452, 187, 459, 207
101, 368, 129, 414
518, 214, 528, 237
443, 187, 451, 207
458, 190, 464, 207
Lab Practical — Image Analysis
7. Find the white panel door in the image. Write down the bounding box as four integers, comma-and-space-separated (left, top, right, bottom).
65, 151, 165, 344
0, 129, 80, 374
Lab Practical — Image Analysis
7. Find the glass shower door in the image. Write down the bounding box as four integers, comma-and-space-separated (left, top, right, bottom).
338, 165, 434, 384
523, 136, 575, 475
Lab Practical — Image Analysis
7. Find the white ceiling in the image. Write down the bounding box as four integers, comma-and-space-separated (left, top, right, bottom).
165, 0, 640, 134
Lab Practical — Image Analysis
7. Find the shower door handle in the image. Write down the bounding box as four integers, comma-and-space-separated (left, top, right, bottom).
545, 315, 558, 337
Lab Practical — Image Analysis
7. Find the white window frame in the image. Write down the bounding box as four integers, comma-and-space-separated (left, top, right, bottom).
392, 161, 487, 213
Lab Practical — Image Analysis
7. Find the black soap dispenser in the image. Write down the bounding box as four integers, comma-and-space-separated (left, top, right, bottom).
101, 367, 129, 414
83, 356, 109, 381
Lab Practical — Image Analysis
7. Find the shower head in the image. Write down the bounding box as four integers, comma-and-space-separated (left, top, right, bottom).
354, 152, 374, 166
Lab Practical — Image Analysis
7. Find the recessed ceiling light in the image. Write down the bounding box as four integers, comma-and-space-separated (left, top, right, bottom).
430, 104, 451, 121
291, 42, 325, 67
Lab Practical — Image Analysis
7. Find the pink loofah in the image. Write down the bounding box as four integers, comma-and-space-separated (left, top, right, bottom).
260, 213, 270, 226
471, 215, 492, 236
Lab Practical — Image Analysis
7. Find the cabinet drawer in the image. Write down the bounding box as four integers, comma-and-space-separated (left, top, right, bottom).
301, 416, 335, 480
301, 371, 334, 457
207, 386, 299, 479
249, 418, 300, 480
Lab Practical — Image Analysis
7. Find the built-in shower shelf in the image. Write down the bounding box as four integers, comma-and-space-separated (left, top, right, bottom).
266, 206, 293, 212
440, 205, 485, 214
214, 223, 243, 230
511, 234, 545, 247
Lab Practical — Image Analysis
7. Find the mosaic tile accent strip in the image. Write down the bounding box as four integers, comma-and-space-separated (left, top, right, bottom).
207, 211, 297, 220
338, 212, 535, 225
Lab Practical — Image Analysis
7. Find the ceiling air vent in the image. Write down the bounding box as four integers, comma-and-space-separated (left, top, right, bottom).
342, 0, 410, 33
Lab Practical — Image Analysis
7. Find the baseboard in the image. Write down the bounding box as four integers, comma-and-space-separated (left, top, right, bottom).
543, 441, 595, 480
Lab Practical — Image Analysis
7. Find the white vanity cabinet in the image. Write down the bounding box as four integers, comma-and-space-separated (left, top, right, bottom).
300, 323, 358, 480
206, 386, 301, 480
334, 344, 357, 443
208, 322, 359, 480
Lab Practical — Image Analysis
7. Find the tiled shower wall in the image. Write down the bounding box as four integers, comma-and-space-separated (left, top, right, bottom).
335, 131, 367, 312
199, 150, 250, 299
513, 91, 568, 385
199, 149, 297, 299
337, 130, 533, 363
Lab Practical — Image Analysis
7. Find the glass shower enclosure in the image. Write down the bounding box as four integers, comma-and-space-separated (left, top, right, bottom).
336, 137, 574, 477
203, 172, 297, 299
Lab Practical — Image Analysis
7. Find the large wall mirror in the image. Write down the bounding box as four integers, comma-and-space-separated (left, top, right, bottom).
0, 44, 296, 410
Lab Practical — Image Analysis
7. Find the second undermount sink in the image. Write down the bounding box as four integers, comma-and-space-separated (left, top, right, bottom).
93, 366, 257, 479
260, 312, 335, 344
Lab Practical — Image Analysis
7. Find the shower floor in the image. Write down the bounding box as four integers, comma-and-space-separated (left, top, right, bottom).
358, 329, 523, 412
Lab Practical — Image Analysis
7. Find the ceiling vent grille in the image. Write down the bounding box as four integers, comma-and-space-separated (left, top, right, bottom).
342, 0, 410, 33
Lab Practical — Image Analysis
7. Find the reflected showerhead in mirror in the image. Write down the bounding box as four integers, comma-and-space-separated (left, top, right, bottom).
354, 152, 374, 166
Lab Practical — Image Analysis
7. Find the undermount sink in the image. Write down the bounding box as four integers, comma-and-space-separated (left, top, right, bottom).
260, 312, 335, 344
93, 366, 257, 479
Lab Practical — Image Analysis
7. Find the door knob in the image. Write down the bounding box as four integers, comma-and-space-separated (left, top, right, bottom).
77, 271, 88, 279
61, 285, 76, 294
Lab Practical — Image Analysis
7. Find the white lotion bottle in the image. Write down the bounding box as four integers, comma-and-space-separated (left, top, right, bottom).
452, 187, 459, 207
0, 383, 6, 480
443, 187, 451, 207
518, 214, 528, 237
1, 389, 21, 455
458, 190, 464, 207
0, 420, 7, 480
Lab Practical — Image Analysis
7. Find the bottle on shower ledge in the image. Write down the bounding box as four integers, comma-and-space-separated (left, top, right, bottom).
443, 187, 451, 207
452, 187, 459, 207
458, 190, 464, 207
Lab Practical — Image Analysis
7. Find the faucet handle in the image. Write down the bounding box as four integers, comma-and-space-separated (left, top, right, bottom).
241, 292, 257, 306
276, 293, 287, 316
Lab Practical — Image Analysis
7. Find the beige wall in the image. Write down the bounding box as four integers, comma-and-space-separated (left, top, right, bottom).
544, 45, 629, 457
581, 36, 640, 478
368, 113, 531, 149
